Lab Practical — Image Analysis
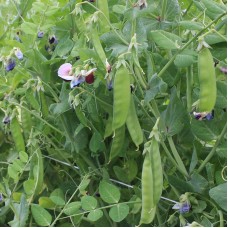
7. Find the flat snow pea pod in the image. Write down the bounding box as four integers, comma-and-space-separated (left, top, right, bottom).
140, 151, 156, 225
21, 106, 32, 140
198, 47, 216, 112
104, 115, 113, 139
149, 138, 163, 205
109, 125, 125, 162
91, 26, 106, 68
10, 115, 26, 153
97, 0, 110, 33
25, 89, 40, 112
39, 91, 49, 118
126, 96, 143, 148
112, 66, 131, 131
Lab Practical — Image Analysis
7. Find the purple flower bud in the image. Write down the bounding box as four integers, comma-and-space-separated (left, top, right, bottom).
5, 59, 16, 71
70, 76, 85, 88
0, 193, 3, 202
205, 112, 214, 120
14, 35, 22, 43
179, 202, 191, 214
106, 79, 113, 91
220, 67, 227, 74
14, 48, 23, 60
37, 31, 44, 38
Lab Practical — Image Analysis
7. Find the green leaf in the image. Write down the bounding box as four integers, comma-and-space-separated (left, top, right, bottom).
179, 21, 204, 30
63, 202, 81, 216
149, 30, 182, 49
161, 88, 187, 136
87, 209, 103, 222
8, 194, 29, 227
191, 119, 222, 141
78, 177, 90, 192
55, 37, 74, 57
113, 160, 138, 183
109, 204, 129, 222
38, 197, 56, 209
209, 183, 227, 211
215, 81, 227, 109
21, 22, 37, 35
188, 172, 209, 194
8, 164, 19, 180
168, 175, 194, 193
31, 204, 52, 226
99, 180, 120, 204
23, 179, 35, 196
81, 196, 97, 211
145, 73, 167, 103
174, 49, 197, 68
50, 188, 65, 206
89, 132, 105, 153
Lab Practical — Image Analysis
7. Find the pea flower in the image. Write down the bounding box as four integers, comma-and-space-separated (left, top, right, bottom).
37, 31, 44, 38
14, 48, 23, 60
49, 35, 58, 45
193, 111, 214, 121
0, 193, 3, 202
2, 116, 10, 124
57, 63, 96, 88
5, 58, 16, 71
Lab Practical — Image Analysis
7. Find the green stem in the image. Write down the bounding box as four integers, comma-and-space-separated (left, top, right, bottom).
167, 137, 189, 177
186, 65, 193, 112
197, 123, 227, 173
182, 0, 193, 17
161, 0, 167, 20
58, 200, 140, 221
218, 210, 224, 227
11, 102, 64, 135
157, 12, 226, 78
160, 141, 188, 177
77, 2, 129, 45
212, 28, 227, 41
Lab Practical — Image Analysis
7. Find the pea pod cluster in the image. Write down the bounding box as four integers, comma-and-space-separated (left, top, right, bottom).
198, 47, 217, 112
140, 138, 163, 225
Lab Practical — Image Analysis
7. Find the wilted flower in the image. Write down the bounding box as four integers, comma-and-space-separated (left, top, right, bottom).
57, 63, 96, 88
49, 35, 58, 45
138, 0, 148, 9
5, 58, 16, 71
14, 48, 23, 60
220, 66, 227, 74
106, 59, 111, 73
2, 116, 10, 124
37, 31, 44, 38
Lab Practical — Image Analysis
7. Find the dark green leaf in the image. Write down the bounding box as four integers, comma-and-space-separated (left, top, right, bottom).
50, 188, 65, 206
145, 74, 167, 103
188, 172, 209, 194
63, 202, 81, 216
209, 183, 227, 211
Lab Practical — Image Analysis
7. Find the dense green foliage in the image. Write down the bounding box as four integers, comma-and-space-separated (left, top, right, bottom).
0, 0, 227, 227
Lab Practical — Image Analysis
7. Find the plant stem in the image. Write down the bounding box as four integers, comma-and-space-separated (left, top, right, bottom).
167, 137, 189, 178
218, 210, 224, 227
161, 0, 167, 20
186, 65, 193, 112
157, 12, 227, 78
197, 122, 227, 173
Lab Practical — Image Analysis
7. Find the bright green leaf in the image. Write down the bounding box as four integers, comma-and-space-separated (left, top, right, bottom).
81, 196, 97, 211
109, 204, 129, 222
87, 209, 103, 222
31, 204, 52, 226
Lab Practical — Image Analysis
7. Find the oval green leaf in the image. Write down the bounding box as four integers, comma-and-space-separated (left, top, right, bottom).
81, 196, 97, 211
31, 204, 52, 226
109, 204, 129, 222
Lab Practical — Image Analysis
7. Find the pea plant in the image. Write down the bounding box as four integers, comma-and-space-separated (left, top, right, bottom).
0, 0, 227, 227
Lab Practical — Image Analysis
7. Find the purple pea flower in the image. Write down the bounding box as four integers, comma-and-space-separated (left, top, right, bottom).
5, 58, 16, 71
57, 63, 96, 89
0, 193, 3, 202
3, 116, 10, 124
37, 31, 44, 38
14, 48, 23, 60
179, 202, 191, 214
220, 66, 227, 74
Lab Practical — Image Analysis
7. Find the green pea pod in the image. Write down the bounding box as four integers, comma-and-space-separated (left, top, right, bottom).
109, 125, 125, 162
198, 48, 216, 112
25, 89, 40, 112
91, 26, 106, 68
32, 146, 44, 196
149, 138, 163, 205
140, 151, 156, 225
10, 116, 26, 153
112, 66, 131, 131
140, 138, 163, 225
97, 0, 110, 33
104, 115, 113, 139
39, 91, 49, 118
126, 96, 143, 148
21, 106, 32, 140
